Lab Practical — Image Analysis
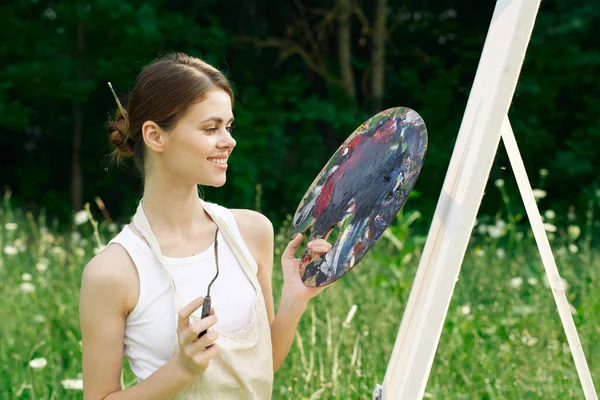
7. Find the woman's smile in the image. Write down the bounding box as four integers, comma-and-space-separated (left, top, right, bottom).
208, 157, 228, 170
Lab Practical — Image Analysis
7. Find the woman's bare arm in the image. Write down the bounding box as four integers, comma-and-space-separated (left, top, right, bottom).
79, 245, 203, 400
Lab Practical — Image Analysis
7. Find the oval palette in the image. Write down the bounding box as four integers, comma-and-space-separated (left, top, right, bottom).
290, 107, 428, 287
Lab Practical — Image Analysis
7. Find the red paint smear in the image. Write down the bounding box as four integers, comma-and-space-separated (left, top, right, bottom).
314, 135, 369, 219
373, 119, 396, 144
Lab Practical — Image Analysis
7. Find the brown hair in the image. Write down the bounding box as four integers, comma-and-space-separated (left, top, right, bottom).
107, 52, 234, 174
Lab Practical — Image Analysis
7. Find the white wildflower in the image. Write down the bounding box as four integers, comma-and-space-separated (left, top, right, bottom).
36, 258, 49, 272
74, 247, 85, 257
543, 223, 557, 233
496, 248, 506, 259
540, 168, 548, 177
71, 231, 81, 243
569, 244, 578, 254
61, 378, 84, 390
33, 315, 47, 323
544, 210, 556, 220
108, 223, 118, 233
510, 277, 523, 289
21, 273, 32, 281
29, 357, 47, 369
522, 335, 538, 346
4, 222, 18, 231
527, 277, 538, 286
483, 326, 496, 335
494, 179, 505, 188
460, 304, 471, 315
342, 304, 358, 329
487, 226, 502, 238
488, 220, 506, 238
474, 248, 485, 257
567, 225, 581, 240
477, 224, 488, 235
3, 245, 18, 255
73, 210, 88, 226
499, 343, 510, 352
532, 189, 547, 199
19, 282, 36, 293
570, 304, 578, 315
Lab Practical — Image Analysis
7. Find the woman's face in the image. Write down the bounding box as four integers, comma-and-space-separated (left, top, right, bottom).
160, 88, 236, 187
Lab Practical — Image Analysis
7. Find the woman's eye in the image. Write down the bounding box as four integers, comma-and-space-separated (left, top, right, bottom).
226, 125, 234, 133
205, 127, 218, 132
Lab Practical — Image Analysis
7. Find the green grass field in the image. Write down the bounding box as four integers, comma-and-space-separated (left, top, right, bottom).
1, 190, 598, 399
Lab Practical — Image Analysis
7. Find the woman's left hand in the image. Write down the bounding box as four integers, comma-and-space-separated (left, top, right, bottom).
281, 233, 333, 306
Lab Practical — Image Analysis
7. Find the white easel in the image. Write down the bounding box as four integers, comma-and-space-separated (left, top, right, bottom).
374, 1, 598, 399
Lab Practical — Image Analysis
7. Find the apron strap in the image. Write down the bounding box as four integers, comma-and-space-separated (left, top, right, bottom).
199, 199, 260, 289
132, 200, 182, 307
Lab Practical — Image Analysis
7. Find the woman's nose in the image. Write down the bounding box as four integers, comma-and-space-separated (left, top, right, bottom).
221, 129, 236, 149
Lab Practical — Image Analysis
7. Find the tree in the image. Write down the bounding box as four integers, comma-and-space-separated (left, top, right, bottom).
371, 0, 388, 112
337, 0, 356, 100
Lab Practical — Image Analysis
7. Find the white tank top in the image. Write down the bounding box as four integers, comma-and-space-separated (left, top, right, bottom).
107, 204, 257, 381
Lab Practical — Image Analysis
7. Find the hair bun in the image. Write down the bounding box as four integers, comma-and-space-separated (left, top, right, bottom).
108, 111, 134, 158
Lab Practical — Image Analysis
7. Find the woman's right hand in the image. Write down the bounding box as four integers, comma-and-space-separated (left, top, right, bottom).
175, 297, 220, 377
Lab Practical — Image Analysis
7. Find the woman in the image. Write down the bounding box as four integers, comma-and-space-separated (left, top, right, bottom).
79, 52, 332, 399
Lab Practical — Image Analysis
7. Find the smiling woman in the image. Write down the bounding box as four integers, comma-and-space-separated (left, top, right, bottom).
78, 52, 332, 400
106, 53, 236, 181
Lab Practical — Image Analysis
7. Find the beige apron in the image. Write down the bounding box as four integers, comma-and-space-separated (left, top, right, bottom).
132, 198, 273, 399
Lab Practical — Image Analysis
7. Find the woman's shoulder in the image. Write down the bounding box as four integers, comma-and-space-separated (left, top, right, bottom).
83, 243, 132, 278
228, 208, 272, 232
80, 240, 139, 312
205, 200, 272, 236
227, 208, 274, 266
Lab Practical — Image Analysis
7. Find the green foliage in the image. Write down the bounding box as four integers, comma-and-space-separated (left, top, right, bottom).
1, 0, 599, 231
1, 191, 599, 398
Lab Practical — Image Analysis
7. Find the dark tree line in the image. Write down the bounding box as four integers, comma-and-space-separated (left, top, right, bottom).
1, 0, 598, 229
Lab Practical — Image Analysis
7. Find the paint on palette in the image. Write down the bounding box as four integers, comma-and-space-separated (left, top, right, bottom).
290, 107, 428, 287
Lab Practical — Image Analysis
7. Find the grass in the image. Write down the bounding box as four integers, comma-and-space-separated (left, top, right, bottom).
0, 187, 598, 399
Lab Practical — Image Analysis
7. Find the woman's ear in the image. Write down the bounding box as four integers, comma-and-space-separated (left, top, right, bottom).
141, 121, 167, 153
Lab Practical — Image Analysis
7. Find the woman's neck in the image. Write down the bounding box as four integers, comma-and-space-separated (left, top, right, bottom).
141, 175, 210, 237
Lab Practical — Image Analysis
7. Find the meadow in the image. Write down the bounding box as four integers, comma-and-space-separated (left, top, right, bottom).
0, 183, 598, 399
